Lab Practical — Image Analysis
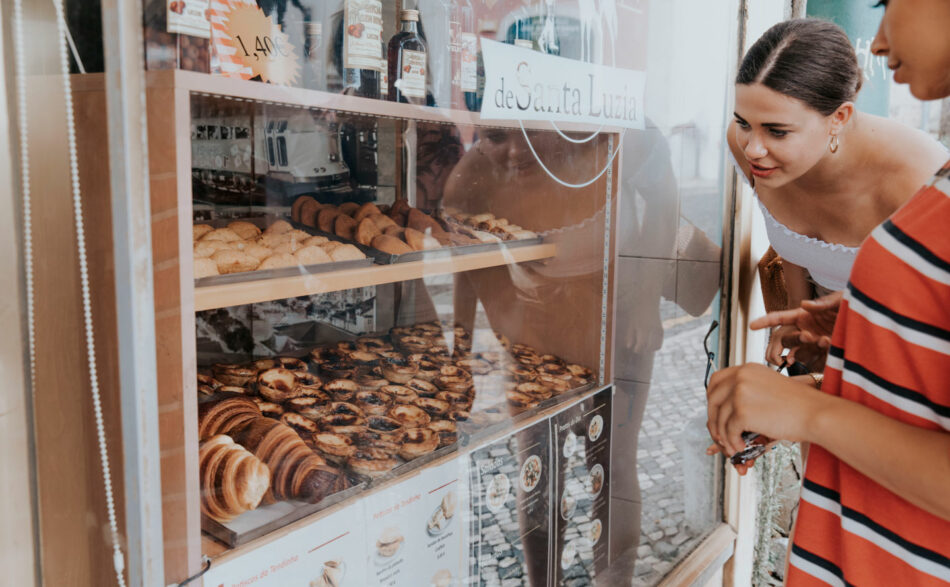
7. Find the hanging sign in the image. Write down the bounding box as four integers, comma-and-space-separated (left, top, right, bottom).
480, 39, 646, 130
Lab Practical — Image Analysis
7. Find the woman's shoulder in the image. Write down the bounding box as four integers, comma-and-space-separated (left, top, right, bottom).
859, 113, 947, 170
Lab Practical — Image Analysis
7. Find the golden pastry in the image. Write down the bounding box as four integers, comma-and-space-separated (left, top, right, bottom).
414, 397, 450, 418
259, 232, 293, 248
211, 249, 260, 274
285, 397, 329, 420
317, 207, 341, 233
303, 235, 330, 247
338, 202, 360, 216
272, 241, 301, 255
355, 390, 393, 417
371, 234, 413, 255
407, 378, 439, 398
311, 432, 356, 466
354, 202, 381, 222
334, 214, 358, 240
398, 428, 439, 460
355, 217, 381, 246
243, 242, 274, 261
227, 221, 262, 240
370, 214, 398, 231
388, 403, 431, 428
201, 227, 242, 243
294, 245, 332, 265
317, 413, 368, 437
281, 412, 319, 435
349, 448, 399, 478
263, 219, 293, 235
291, 195, 316, 223
258, 253, 297, 270
328, 244, 365, 262
427, 420, 458, 447
194, 256, 220, 278
300, 199, 323, 227
193, 224, 214, 240
193, 239, 233, 258
257, 368, 301, 403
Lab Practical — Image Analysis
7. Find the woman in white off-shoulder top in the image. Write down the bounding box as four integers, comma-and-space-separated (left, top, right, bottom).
728, 18, 948, 367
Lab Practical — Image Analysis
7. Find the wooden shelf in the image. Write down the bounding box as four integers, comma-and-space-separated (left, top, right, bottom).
146, 69, 623, 133
194, 242, 556, 310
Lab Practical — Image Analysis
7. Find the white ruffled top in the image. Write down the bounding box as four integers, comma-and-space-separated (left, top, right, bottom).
732, 152, 857, 292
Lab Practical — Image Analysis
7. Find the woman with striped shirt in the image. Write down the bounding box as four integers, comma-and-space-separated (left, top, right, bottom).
707, 0, 950, 584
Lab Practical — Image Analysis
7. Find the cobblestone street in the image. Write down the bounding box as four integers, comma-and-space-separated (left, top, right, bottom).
630, 300, 720, 585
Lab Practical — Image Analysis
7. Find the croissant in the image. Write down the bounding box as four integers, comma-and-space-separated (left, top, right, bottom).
199, 435, 270, 523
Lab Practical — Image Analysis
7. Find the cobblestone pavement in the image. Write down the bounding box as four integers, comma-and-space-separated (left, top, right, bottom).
630, 300, 720, 586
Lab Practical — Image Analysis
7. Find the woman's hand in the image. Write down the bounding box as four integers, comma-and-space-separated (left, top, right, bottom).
765, 324, 800, 366
752, 291, 843, 358
706, 364, 823, 457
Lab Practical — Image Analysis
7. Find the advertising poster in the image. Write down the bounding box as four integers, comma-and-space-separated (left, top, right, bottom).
202, 501, 368, 586
362, 473, 427, 587
551, 387, 613, 584
468, 417, 552, 586
418, 457, 469, 586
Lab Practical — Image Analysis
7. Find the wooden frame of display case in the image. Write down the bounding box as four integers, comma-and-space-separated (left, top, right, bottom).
135, 68, 623, 582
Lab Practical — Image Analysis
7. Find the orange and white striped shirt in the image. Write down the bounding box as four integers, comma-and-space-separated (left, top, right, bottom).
788, 160, 950, 586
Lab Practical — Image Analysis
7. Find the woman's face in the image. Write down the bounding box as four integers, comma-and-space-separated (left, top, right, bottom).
477, 129, 541, 179
733, 83, 836, 188
871, 0, 950, 100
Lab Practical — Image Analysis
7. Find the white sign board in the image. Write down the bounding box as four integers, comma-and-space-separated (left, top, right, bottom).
202, 502, 368, 587
480, 39, 646, 130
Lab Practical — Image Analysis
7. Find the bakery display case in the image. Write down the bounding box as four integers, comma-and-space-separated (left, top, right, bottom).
16, 0, 737, 585
139, 17, 621, 576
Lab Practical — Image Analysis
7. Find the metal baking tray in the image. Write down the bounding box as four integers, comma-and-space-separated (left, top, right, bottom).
201, 476, 367, 547
287, 217, 544, 265
193, 216, 375, 287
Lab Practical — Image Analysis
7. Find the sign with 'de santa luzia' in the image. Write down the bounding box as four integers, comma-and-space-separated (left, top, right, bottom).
479, 39, 645, 130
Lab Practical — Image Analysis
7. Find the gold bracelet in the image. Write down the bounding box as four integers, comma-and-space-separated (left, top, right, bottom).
809, 372, 824, 388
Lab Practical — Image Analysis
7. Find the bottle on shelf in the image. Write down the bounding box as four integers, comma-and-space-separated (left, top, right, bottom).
387, 10, 428, 105
329, 0, 383, 99
457, 0, 480, 111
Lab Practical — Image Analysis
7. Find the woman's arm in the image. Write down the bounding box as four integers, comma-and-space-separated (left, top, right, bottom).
707, 364, 950, 521
764, 260, 814, 365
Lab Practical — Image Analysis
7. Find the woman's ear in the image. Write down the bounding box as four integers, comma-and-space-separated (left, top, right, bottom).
830, 101, 855, 134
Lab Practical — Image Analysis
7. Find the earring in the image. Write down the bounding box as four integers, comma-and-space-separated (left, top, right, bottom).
829, 134, 839, 153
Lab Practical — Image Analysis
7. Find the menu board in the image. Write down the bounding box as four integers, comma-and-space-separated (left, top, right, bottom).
467, 418, 552, 586
362, 473, 426, 587
419, 458, 469, 586
202, 502, 368, 586
551, 387, 612, 584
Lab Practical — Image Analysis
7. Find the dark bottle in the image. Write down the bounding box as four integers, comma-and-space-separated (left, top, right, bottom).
388, 10, 428, 105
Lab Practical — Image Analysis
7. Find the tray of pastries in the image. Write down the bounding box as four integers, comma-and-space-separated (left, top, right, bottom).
193, 215, 373, 285
195, 321, 595, 546
291, 197, 542, 265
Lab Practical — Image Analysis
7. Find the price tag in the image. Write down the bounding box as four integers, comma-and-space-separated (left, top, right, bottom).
214, 1, 301, 85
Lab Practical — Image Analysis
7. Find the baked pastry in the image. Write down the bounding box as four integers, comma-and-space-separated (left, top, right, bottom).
371, 234, 414, 255
257, 253, 296, 270
506, 390, 538, 410
294, 245, 332, 266
193, 240, 233, 258
257, 368, 301, 403
198, 396, 261, 440
201, 227, 242, 243
311, 432, 356, 466
354, 202, 381, 222
212, 363, 257, 387
227, 221, 262, 240
355, 390, 392, 417
516, 382, 553, 400
212, 249, 260, 274
300, 199, 323, 227
435, 391, 473, 410
317, 413, 368, 437
281, 412, 319, 436
323, 379, 359, 402
388, 403, 431, 428
427, 420, 458, 447
414, 397, 450, 418
263, 219, 293, 235
303, 235, 330, 247
317, 207, 341, 233
370, 214, 398, 231
271, 241, 301, 255
349, 447, 398, 478
243, 242, 274, 261
536, 374, 572, 394
199, 435, 270, 522
334, 215, 357, 240
285, 397, 328, 420
193, 224, 214, 240
406, 378, 439, 398
328, 244, 365, 262
194, 256, 219, 279
405, 227, 441, 251
291, 195, 316, 223
380, 358, 418, 383
381, 385, 419, 405
398, 428, 439, 460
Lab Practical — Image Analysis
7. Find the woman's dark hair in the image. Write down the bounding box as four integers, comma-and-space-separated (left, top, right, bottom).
737, 19, 862, 116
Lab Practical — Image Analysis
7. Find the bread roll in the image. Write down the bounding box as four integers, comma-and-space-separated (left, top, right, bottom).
227, 221, 262, 240
328, 244, 365, 262
212, 249, 260, 274
193, 224, 214, 240
243, 242, 274, 261
263, 219, 293, 235
371, 234, 414, 255
334, 215, 358, 240
291, 196, 317, 223
259, 232, 293, 248
317, 207, 340, 233
201, 228, 242, 243
355, 217, 381, 246
294, 245, 332, 265
303, 235, 329, 247
370, 214, 398, 231
258, 253, 297, 270
300, 199, 323, 227
194, 239, 233, 258
338, 202, 359, 216
194, 256, 219, 278
405, 228, 440, 251
354, 202, 381, 222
